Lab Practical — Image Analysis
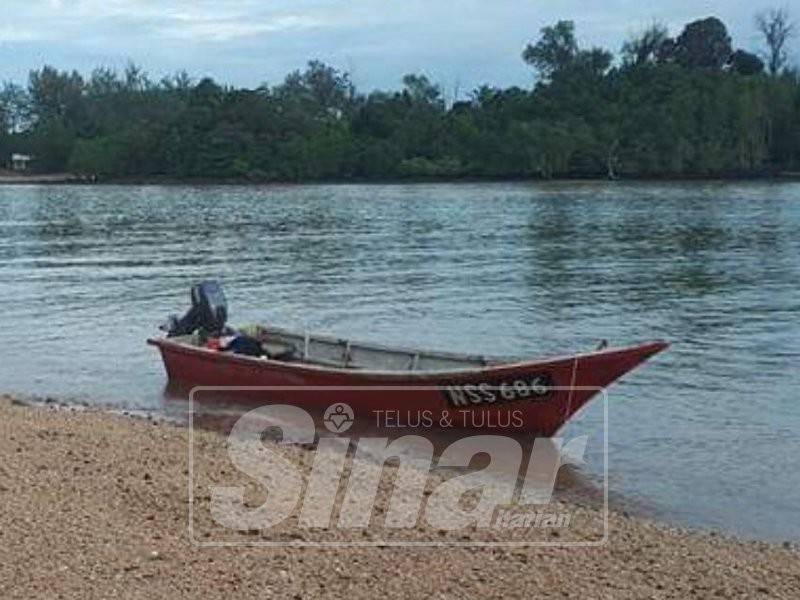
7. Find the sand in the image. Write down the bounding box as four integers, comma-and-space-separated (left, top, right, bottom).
0, 394, 797, 599
0, 172, 80, 184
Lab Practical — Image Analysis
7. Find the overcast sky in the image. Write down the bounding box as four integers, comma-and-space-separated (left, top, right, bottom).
1, 1, 796, 95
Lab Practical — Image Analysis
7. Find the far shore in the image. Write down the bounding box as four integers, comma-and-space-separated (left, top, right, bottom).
1, 393, 797, 598
1, 171, 800, 187
0, 172, 82, 184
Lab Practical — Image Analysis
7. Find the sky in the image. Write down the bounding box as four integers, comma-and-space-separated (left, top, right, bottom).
1, 1, 795, 95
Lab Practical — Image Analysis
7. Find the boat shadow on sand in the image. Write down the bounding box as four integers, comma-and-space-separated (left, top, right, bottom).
162, 381, 607, 510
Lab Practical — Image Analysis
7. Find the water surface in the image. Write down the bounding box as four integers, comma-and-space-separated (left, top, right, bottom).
0, 181, 798, 541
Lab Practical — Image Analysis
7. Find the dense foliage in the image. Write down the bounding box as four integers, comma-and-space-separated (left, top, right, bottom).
1, 15, 799, 180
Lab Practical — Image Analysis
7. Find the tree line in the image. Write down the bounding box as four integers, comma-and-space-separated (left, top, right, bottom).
1, 11, 798, 181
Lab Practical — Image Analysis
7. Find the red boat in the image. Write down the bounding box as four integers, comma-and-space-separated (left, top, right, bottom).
149, 282, 668, 435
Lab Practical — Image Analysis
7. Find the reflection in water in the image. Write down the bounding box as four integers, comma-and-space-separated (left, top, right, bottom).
0, 181, 799, 541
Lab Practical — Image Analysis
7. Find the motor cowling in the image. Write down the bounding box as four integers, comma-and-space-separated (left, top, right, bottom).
165, 280, 228, 337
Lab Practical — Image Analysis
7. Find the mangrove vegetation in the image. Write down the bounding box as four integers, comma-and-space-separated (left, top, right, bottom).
1, 12, 799, 181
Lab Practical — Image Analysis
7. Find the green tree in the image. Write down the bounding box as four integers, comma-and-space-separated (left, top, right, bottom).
0, 82, 29, 134
729, 50, 765, 75
2, 14, 798, 181
522, 20, 579, 80
673, 17, 733, 69
622, 23, 670, 66
28, 66, 86, 126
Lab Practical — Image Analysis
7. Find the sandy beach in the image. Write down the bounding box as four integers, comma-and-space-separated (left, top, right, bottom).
0, 394, 797, 599
0, 172, 80, 184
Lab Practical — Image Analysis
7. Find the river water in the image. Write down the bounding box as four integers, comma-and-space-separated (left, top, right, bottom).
0, 181, 798, 541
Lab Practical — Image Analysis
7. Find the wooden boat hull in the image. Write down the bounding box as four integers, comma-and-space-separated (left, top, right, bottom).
149, 337, 667, 435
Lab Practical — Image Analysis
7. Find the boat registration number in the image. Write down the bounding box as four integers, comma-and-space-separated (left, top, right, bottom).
444, 374, 554, 407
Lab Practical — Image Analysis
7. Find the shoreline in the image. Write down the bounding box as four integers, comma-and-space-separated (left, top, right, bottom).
0, 173, 82, 185
1, 394, 797, 598
1, 173, 800, 186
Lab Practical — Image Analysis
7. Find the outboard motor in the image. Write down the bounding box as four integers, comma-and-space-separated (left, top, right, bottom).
163, 280, 229, 338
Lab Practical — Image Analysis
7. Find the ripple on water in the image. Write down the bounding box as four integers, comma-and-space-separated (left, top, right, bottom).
0, 181, 798, 542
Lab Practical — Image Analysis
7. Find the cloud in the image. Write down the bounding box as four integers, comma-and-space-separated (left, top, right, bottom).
0, 0, 794, 92
0, 25, 39, 43
161, 14, 324, 42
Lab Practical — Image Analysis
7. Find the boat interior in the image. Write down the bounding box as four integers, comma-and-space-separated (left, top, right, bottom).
163, 281, 503, 372
175, 324, 501, 372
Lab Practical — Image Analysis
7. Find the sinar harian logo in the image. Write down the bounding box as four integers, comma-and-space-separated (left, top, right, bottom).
323, 403, 354, 432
